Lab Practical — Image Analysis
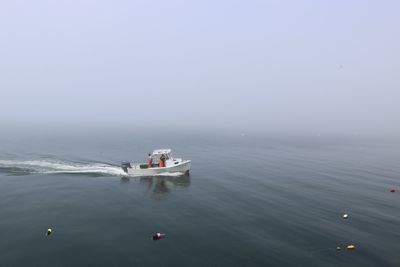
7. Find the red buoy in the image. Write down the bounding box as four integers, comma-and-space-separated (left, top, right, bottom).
390, 188, 396, 193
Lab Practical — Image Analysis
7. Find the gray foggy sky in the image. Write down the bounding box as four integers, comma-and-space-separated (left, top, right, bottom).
1, 0, 399, 134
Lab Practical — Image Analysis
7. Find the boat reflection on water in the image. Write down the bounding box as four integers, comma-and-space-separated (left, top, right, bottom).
143, 173, 191, 194
121, 173, 191, 194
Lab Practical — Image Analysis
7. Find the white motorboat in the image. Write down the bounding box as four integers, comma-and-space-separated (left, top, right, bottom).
121, 149, 191, 176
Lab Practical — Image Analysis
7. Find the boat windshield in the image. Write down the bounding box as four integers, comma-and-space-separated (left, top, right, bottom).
151, 149, 172, 161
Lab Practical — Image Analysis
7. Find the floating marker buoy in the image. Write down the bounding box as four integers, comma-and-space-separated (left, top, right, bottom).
46, 228, 52, 236
389, 188, 396, 193
346, 245, 356, 250
152, 232, 166, 240
343, 214, 349, 219
336, 246, 341, 251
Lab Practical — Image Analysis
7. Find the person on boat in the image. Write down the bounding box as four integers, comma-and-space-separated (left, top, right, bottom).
147, 153, 153, 168
159, 154, 166, 167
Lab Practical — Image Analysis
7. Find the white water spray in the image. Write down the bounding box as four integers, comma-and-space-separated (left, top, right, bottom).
0, 159, 126, 176
0, 159, 186, 177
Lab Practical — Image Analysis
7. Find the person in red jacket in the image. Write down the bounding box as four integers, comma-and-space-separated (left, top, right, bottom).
159, 154, 166, 167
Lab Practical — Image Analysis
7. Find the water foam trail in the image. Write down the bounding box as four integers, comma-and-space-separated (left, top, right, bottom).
0, 159, 186, 177
0, 159, 126, 176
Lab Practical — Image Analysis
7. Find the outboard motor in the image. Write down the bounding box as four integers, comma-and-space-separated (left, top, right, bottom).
121, 162, 131, 173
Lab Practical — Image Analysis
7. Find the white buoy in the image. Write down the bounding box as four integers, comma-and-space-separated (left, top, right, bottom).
343, 214, 349, 219
46, 228, 53, 236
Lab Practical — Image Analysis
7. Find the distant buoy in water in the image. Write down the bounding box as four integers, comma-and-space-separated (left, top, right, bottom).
46, 228, 53, 236
152, 232, 166, 240
343, 214, 349, 219
336, 246, 341, 251
346, 245, 356, 250
389, 188, 396, 193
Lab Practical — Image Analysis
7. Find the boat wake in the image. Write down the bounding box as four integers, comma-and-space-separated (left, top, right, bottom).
0, 159, 126, 176
0, 159, 186, 177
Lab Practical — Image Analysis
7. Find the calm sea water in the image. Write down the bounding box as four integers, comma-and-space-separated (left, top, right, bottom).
0, 130, 399, 267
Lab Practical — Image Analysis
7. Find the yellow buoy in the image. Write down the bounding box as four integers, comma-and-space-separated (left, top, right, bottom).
336, 246, 341, 251
346, 245, 355, 250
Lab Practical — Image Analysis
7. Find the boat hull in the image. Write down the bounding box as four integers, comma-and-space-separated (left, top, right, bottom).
124, 160, 191, 176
